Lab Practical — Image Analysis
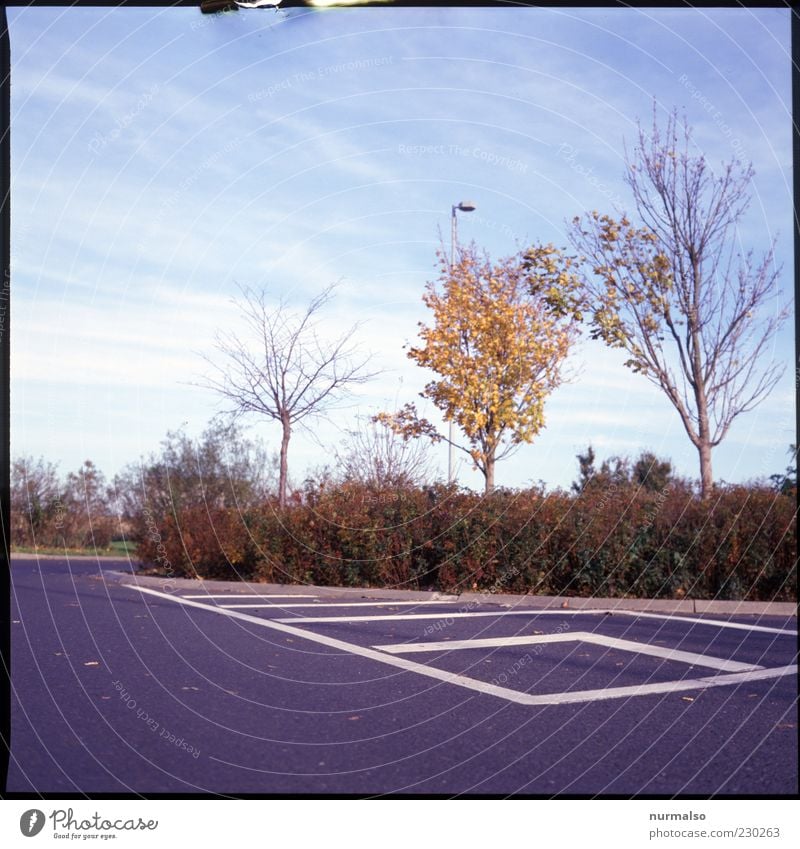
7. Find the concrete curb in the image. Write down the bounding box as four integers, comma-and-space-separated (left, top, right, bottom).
85, 562, 797, 618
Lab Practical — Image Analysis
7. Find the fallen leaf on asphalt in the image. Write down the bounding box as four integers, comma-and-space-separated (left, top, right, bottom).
533, 630, 544, 635
83, 661, 100, 667
615, 662, 624, 667
347, 716, 361, 721
777, 723, 796, 729
681, 696, 695, 702
12, 620, 20, 624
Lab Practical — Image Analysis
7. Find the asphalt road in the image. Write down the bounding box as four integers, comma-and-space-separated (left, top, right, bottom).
7, 557, 798, 796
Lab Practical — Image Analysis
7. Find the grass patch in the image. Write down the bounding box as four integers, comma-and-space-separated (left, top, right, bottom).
11, 539, 137, 558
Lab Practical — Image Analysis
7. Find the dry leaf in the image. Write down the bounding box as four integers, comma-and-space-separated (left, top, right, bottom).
681, 696, 695, 702
83, 661, 100, 667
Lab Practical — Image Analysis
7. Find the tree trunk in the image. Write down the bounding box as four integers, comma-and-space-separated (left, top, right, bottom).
694, 382, 713, 500
278, 414, 291, 509
484, 456, 495, 494
698, 439, 713, 501
689, 260, 714, 501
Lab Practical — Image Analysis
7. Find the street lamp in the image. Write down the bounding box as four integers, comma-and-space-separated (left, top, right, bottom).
448, 200, 476, 483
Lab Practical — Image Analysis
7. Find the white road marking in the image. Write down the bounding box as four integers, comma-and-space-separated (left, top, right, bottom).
610, 610, 797, 636
522, 665, 797, 706
218, 600, 458, 609
278, 607, 798, 634
274, 610, 599, 623
123, 583, 796, 706
374, 632, 762, 673
123, 584, 558, 703
182, 594, 318, 599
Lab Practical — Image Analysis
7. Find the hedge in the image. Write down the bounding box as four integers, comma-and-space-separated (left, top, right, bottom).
134, 480, 797, 601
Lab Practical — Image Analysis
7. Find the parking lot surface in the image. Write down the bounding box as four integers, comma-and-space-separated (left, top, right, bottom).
7, 557, 797, 795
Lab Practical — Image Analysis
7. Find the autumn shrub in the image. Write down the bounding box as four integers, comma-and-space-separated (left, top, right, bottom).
135, 504, 259, 581
133, 479, 796, 601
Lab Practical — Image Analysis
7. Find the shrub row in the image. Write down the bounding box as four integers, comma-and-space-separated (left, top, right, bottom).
135, 480, 797, 601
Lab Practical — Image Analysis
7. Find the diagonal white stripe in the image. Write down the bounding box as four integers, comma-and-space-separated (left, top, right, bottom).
611, 609, 797, 636
182, 594, 318, 599
273, 610, 599, 623
375, 632, 762, 673
219, 599, 458, 609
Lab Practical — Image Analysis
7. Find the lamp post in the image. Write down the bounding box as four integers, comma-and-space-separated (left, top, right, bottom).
448, 200, 476, 483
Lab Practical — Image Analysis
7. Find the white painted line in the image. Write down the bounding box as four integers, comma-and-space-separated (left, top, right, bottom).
375, 633, 599, 652
219, 600, 458, 609
523, 665, 797, 706
611, 609, 797, 636
182, 594, 318, 600
375, 633, 595, 652
375, 632, 762, 673
272, 606, 797, 636
274, 610, 599, 623
122, 584, 554, 704
173, 604, 797, 632
123, 583, 796, 706
579, 633, 762, 673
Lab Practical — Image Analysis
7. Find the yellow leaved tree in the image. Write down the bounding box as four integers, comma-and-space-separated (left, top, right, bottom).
376, 242, 581, 492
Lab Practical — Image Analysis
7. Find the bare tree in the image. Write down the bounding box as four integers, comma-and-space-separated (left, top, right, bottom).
11, 455, 62, 547
200, 284, 377, 508
333, 416, 435, 489
569, 107, 790, 498
111, 419, 278, 534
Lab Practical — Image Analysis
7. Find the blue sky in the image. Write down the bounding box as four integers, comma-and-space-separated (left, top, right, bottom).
9, 5, 794, 492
